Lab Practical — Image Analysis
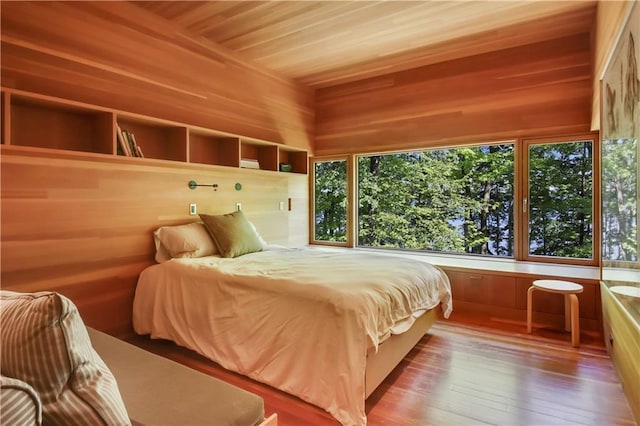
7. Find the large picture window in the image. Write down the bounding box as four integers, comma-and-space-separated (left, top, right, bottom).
311, 134, 598, 265
357, 144, 514, 255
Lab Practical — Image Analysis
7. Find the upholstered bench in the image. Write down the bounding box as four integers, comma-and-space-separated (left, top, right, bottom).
0, 290, 276, 426
88, 327, 275, 426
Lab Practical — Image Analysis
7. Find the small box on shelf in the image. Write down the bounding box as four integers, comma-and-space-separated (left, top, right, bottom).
279, 163, 292, 172
241, 158, 261, 169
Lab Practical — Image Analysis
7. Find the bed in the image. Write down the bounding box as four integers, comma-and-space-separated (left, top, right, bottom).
132, 218, 452, 426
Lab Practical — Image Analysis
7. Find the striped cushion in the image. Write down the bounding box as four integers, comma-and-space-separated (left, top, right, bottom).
0, 375, 42, 425
0, 291, 130, 426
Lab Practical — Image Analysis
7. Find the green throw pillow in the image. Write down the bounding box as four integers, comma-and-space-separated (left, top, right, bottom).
199, 211, 263, 258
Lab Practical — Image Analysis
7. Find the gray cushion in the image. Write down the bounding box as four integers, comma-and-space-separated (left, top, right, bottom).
87, 328, 265, 426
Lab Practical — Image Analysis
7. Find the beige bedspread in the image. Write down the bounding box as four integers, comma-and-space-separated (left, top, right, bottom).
133, 247, 452, 425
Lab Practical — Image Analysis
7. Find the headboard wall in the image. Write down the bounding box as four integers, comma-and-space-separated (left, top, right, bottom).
0, 153, 308, 336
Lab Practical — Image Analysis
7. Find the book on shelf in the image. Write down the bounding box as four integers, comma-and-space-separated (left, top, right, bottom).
126, 130, 144, 158
116, 124, 144, 158
240, 158, 260, 169
116, 125, 132, 156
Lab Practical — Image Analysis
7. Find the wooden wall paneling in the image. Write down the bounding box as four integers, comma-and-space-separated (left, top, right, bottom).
0, 152, 306, 336
0, 1, 314, 150
315, 33, 593, 155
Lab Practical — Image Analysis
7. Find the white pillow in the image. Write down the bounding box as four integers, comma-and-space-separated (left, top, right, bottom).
153, 222, 218, 263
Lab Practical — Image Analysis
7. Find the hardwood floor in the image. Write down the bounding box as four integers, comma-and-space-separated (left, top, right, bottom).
127, 320, 636, 426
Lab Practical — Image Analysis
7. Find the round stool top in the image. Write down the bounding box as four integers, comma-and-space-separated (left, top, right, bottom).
533, 279, 583, 294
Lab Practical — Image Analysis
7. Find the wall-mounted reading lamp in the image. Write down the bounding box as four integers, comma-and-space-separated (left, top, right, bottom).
188, 180, 218, 191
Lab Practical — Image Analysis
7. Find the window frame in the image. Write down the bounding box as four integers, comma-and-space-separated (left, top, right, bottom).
519, 133, 600, 266
309, 155, 354, 247
309, 133, 601, 267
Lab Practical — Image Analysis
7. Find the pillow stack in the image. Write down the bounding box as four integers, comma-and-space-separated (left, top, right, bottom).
153, 211, 267, 261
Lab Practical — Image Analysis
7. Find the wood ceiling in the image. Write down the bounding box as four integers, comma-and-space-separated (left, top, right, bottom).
138, 1, 597, 88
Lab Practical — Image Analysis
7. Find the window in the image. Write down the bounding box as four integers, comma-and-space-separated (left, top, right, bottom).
523, 137, 596, 263
311, 133, 599, 265
523, 138, 597, 264
357, 144, 514, 255
311, 158, 349, 244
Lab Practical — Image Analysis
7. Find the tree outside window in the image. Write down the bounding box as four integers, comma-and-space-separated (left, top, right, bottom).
357, 145, 514, 255
313, 159, 348, 243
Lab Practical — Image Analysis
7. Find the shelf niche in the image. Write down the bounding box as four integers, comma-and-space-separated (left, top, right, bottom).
11, 95, 113, 155
241, 141, 278, 172
117, 116, 187, 162
189, 131, 240, 167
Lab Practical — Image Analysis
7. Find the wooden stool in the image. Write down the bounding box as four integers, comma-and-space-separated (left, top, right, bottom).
527, 279, 583, 347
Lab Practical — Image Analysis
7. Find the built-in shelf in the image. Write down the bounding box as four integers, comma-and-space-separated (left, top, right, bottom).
1, 87, 308, 174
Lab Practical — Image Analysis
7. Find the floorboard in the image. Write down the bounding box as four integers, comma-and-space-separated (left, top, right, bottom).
127, 319, 636, 426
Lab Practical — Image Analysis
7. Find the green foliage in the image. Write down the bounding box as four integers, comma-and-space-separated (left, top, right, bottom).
528, 141, 593, 259
357, 145, 514, 255
314, 160, 347, 242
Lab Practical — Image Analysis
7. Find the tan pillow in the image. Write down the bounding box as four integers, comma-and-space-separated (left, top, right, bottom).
153, 222, 218, 263
199, 211, 263, 258
0, 291, 130, 426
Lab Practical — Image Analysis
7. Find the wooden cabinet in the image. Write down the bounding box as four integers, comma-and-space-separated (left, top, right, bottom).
445, 270, 516, 307
442, 267, 601, 332
2, 88, 308, 174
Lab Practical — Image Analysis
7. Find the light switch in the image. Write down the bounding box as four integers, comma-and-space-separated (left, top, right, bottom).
236, 203, 242, 212
189, 203, 197, 215
279, 201, 284, 211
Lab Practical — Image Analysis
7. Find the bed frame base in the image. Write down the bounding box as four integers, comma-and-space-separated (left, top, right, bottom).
365, 309, 437, 398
